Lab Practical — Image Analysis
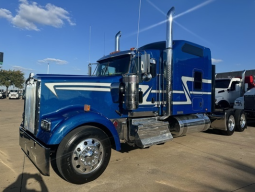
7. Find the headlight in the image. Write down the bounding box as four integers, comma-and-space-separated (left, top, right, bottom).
234, 100, 242, 106
41, 119, 51, 131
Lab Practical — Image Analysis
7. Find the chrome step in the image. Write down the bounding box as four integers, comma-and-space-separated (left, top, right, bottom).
131, 117, 173, 148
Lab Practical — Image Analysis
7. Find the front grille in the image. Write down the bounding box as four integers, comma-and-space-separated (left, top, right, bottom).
244, 95, 255, 111
24, 82, 37, 134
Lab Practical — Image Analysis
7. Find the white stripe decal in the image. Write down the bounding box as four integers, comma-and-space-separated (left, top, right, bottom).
56, 87, 110, 92
45, 82, 111, 96
151, 90, 166, 93
173, 91, 211, 95
202, 79, 212, 83
172, 90, 185, 94
172, 84, 191, 105
190, 91, 211, 95
172, 76, 212, 105
46, 82, 111, 86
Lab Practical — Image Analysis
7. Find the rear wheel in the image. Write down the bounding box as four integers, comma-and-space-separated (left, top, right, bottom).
235, 110, 246, 132
223, 111, 235, 135
56, 126, 111, 184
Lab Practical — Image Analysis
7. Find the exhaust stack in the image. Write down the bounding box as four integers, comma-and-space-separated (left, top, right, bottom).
165, 7, 175, 117
240, 70, 246, 96
115, 31, 121, 51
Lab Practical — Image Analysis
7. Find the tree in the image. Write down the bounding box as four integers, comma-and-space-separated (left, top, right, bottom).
0, 69, 25, 93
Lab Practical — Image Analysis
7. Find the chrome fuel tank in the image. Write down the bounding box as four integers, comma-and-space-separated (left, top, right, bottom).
170, 114, 210, 137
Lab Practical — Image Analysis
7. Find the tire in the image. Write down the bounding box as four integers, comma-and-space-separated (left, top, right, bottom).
235, 110, 247, 132
56, 126, 111, 184
218, 100, 230, 110
223, 111, 235, 135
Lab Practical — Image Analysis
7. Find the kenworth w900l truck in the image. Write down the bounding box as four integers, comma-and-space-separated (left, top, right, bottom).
19, 7, 240, 184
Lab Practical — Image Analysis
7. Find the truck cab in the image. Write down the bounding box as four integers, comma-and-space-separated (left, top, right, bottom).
215, 78, 241, 108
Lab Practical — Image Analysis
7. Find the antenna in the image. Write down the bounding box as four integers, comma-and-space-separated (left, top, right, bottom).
104, 32, 105, 56
136, 0, 142, 49
136, 0, 142, 74
89, 26, 91, 63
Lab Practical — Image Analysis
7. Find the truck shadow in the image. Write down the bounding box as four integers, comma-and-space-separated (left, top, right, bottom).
202, 154, 255, 191
247, 119, 255, 127
120, 143, 138, 153
3, 173, 48, 192
204, 119, 255, 135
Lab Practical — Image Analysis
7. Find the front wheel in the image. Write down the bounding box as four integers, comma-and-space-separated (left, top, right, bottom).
235, 110, 247, 132
56, 126, 111, 184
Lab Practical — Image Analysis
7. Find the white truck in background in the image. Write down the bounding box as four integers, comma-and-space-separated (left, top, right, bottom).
215, 77, 244, 108
9, 90, 21, 99
215, 71, 255, 109
0, 89, 7, 99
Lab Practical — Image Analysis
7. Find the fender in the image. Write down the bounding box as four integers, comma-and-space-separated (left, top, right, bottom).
46, 110, 121, 151
215, 96, 224, 105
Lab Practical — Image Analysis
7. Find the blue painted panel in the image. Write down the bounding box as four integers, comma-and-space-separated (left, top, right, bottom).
171, 40, 212, 115
37, 109, 121, 151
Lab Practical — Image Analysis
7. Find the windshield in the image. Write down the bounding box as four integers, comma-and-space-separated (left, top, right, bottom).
10, 90, 18, 92
95, 55, 130, 76
215, 79, 231, 88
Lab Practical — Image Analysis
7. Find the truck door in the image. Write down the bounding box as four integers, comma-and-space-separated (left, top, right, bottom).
131, 50, 161, 116
228, 80, 240, 105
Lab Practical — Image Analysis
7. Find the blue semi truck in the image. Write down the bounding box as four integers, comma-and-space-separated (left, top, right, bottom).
19, 7, 245, 184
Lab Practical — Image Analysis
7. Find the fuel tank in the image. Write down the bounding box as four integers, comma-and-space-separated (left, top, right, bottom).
170, 114, 210, 137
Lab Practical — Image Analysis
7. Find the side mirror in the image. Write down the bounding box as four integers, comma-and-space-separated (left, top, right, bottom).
140, 53, 150, 74
150, 58, 156, 78
140, 53, 153, 82
235, 84, 240, 92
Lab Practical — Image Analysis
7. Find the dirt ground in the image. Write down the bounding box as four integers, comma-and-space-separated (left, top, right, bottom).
0, 99, 255, 192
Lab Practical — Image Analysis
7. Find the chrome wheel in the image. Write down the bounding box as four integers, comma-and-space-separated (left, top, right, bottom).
72, 138, 104, 174
228, 115, 235, 132
239, 114, 246, 129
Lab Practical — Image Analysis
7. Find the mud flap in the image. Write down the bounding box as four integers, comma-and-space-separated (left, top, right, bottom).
209, 109, 235, 131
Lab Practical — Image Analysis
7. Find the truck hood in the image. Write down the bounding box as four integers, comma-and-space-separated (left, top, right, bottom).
244, 87, 255, 96
34, 74, 123, 120
34, 74, 122, 97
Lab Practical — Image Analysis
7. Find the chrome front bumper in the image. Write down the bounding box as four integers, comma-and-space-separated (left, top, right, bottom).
19, 127, 50, 176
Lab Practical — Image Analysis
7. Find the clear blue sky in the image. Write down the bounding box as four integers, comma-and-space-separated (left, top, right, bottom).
0, 0, 254, 79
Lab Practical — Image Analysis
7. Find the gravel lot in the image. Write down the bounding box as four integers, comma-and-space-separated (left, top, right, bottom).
0, 99, 255, 192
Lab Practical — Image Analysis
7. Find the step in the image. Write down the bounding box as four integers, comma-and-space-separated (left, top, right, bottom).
131, 117, 173, 148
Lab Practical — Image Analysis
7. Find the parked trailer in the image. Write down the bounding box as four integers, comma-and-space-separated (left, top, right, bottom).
19, 7, 240, 184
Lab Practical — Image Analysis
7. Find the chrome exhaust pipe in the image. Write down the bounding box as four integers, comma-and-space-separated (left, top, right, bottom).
240, 70, 246, 96
115, 31, 121, 51
165, 7, 175, 117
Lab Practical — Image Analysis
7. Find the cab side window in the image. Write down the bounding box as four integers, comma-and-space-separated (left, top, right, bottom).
194, 71, 202, 90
